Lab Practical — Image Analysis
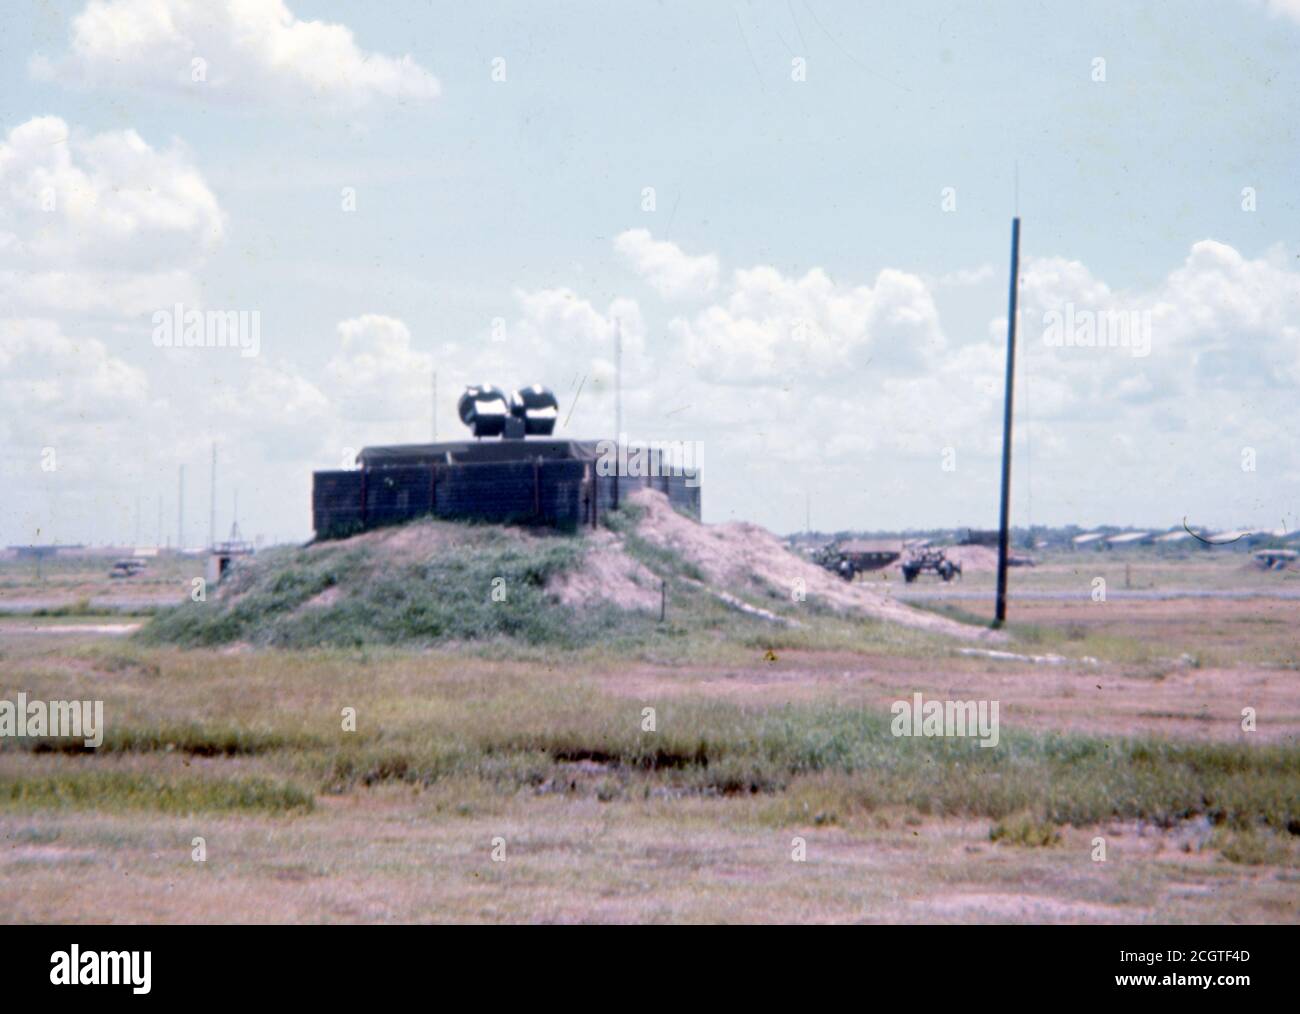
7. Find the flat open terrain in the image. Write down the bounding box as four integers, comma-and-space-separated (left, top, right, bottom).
1, 540, 1297, 923
0, 553, 203, 614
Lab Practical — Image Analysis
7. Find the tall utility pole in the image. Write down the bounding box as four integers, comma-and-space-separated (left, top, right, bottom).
177, 465, 185, 551
994, 217, 1021, 628
208, 443, 217, 549
613, 316, 622, 509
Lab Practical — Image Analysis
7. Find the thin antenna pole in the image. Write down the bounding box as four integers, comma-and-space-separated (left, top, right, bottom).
177, 465, 185, 552
209, 443, 217, 549
1023, 333, 1032, 532
994, 217, 1021, 628
614, 317, 622, 509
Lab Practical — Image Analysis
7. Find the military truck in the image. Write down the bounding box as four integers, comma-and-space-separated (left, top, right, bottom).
813, 539, 902, 581
900, 547, 961, 583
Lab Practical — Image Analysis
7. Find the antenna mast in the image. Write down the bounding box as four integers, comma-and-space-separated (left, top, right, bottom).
209, 443, 217, 549
994, 217, 1021, 628
614, 317, 622, 509
177, 465, 185, 551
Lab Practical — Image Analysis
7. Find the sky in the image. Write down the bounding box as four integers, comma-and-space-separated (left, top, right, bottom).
1, 0, 1298, 546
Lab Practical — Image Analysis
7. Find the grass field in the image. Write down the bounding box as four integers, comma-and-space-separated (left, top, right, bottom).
1, 536, 1297, 923
0, 552, 203, 616
893, 544, 1300, 594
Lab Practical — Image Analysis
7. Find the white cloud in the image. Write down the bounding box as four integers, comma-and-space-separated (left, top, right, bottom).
34, 0, 440, 108
1160, 241, 1300, 368
184, 240, 1300, 534
0, 269, 204, 318
1016, 240, 1300, 401
614, 229, 719, 300
0, 318, 157, 536
1262, 0, 1300, 25
0, 318, 149, 428
8, 231, 1300, 542
938, 264, 995, 287
310, 299, 646, 452
0, 116, 223, 317
595, 236, 1300, 531
211, 358, 329, 443
175, 356, 330, 471
515, 287, 620, 348
323, 315, 434, 446
672, 263, 946, 385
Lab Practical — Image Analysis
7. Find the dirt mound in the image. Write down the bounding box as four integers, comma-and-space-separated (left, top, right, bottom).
326, 515, 663, 613
549, 530, 661, 612
307, 514, 500, 559
943, 545, 1001, 572
152, 493, 993, 648
628, 490, 995, 640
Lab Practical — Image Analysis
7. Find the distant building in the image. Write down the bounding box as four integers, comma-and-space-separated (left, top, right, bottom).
8, 544, 85, 559
1105, 531, 1153, 548
1204, 529, 1277, 548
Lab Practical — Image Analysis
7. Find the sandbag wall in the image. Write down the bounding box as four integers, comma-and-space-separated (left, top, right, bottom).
593, 471, 701, 519
312, 459, 596, 539
313, 457, 702, 540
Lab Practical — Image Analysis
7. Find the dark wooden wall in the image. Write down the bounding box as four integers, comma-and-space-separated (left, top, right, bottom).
312, 461, 700, 539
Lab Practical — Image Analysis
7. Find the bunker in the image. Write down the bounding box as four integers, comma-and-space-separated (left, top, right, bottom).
312, 384, 701, 538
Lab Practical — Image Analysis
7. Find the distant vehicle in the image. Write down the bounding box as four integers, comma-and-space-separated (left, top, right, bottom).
1253, 549, 1297, 571
901, 548, 962, 583
811, 538, 904, 577
812, 539, 901, 581
812, 543, 856, 581
109, 559, 148, 579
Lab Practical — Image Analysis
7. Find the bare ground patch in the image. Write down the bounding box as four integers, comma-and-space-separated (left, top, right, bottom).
629, 490, 997, 641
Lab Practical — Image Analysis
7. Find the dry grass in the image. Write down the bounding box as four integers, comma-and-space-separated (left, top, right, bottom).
2, 789, 1295, 923
1, 544, 1298, 924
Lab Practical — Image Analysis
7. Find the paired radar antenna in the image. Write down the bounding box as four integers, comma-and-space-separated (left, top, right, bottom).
458, 384, 559, 439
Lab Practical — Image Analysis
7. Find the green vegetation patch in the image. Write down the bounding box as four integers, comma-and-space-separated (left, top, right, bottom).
138, 527, 617, 649
307, 693, 1300, 832
0, 770, 313, 815
4, 722, 317, 757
